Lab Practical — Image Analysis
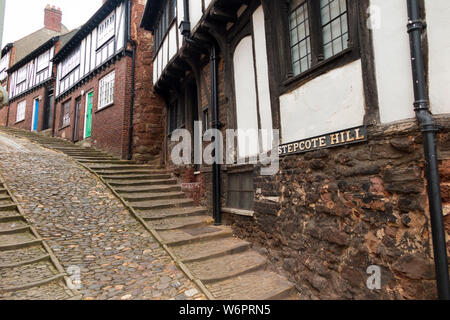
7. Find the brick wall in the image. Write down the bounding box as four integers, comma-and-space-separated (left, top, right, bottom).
6, 86, 48, 131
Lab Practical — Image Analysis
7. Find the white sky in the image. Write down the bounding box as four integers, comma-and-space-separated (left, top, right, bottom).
1, 0, 103, 47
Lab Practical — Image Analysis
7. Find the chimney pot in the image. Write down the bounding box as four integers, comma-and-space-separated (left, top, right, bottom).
44, 4, 62, 32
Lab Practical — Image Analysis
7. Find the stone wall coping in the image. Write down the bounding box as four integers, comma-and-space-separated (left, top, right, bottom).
222, 207, 255, 217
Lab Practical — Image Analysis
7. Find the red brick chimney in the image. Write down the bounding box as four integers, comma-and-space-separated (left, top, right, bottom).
44, 5, 62, 32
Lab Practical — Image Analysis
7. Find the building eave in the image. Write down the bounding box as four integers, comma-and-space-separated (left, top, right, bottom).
7, 37, 59, 73
52, 0, 124, 64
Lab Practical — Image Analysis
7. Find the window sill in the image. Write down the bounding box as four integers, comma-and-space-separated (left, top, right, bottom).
281, 47, 356, 91
14, 119, 25, 125
222, 207, 254, 218
95, 102, 114, 114
58, 124, 71, 131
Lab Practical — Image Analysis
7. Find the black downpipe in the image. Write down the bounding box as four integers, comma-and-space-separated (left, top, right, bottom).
406, 0, 450, 300
127, 0, 136, 160
211, 44, 221, 226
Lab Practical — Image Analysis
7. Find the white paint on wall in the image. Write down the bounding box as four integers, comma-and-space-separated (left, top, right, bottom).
371, 0, 414, 124
426, 0, 450, 115
168, 24, 177, 61
280, 60, 365, 144
252, 5, 273, 152
233, 36, 260, 158
204, 0, 213, 10
189, 0, 203, 31
153, 55, 158, 85
177, 0, 184, 50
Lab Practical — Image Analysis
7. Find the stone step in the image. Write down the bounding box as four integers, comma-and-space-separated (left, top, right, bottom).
0, 220, 28, 232
159, 225, 232, 246
0, 278, 73, 299
88, 164, 161, 171
0, 245, 47, 266
72, 157, 116, 161
206, 270, 296, 300
107, 179, 177, 187
0, 200, 13, 206
0, 204, 17, 211
101, 173, 172, 181
172, 236, 250, 263
0, 254, 50, 269
129, 198, 194, 210
146, 215, 213, 231
186, 251, 267, 284
78, 159, 137, 164
0, 214, 24, 222
0, 225, 30, 235
139, 207, 208, 220
115, 185, 181, 194
0, 231, 36, 247
121, 191, 185, 202
0, 194, 11, 201
0, 188, 7, 194
96, 169, 168, 176
0, 261, 62, 292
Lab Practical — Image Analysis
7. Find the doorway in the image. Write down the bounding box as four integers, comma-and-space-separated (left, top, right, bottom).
43, 90, 53, 130
73, 97, 82, 142
31, 98, 39, 131
84, 91, 93, 139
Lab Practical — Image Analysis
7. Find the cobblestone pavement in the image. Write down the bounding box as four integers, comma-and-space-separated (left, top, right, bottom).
0, 132, 205, 300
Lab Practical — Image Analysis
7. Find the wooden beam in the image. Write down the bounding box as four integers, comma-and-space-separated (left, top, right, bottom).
209, 7, 237, 23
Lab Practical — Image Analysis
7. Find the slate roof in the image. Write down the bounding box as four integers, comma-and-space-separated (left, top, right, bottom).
12, 25, 69, 64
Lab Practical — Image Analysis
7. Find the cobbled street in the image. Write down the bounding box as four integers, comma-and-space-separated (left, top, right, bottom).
0, 132, 205, 300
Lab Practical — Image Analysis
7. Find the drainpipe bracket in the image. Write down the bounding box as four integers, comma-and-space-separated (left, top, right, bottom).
407, 19, 426, 33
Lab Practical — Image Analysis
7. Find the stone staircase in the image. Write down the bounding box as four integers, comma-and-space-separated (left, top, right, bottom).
0, 174, 78, 299
0, 127, 299, 300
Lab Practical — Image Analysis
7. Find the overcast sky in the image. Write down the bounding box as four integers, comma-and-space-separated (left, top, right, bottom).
1, 0, 103, 47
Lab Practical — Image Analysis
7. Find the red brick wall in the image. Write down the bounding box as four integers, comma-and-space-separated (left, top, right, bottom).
54, 57, 132, 158
6, 86, 48, 131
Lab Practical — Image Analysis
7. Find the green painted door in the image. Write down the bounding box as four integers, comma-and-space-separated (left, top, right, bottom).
85, 92, 93, 138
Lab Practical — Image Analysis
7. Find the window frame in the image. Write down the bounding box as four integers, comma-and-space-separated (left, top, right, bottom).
61, 99, 71, 128
153, 0, 177, 54
98, 70, 115, 110
226, 171, 255, 211
167, 98, 185, 135
16, 100, 26, 123
280, 0, 360, 91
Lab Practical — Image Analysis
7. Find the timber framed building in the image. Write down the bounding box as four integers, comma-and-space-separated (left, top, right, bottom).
51, 0, 164, 161
141, 0, 450, 299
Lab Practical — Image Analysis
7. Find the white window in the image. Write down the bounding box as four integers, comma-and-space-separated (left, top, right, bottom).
37, 50, 50, 72
0, 53, 10, 82
98, 70, 115, 110
97, 12, 115, 48
17, 66, 27, 84
16, 100, 26, 122
61, 49, 81, 77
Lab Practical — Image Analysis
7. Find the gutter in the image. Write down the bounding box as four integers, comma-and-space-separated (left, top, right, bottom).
406, 0, 450, 300
210, 43, 222, 226
179, 0, 221, 224
127, 0, 136, 160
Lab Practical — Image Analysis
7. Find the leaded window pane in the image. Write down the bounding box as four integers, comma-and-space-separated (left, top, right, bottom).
289, 1, 312, 76
320, 0, 349, 59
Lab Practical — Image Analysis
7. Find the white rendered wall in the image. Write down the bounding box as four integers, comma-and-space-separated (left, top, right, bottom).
280, 60, 365, 144
426, 0, 450, 115
189, 0, 203, 31
371, 0, 415, 123
233, 36, 260, 158
252, 6, 273, 152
